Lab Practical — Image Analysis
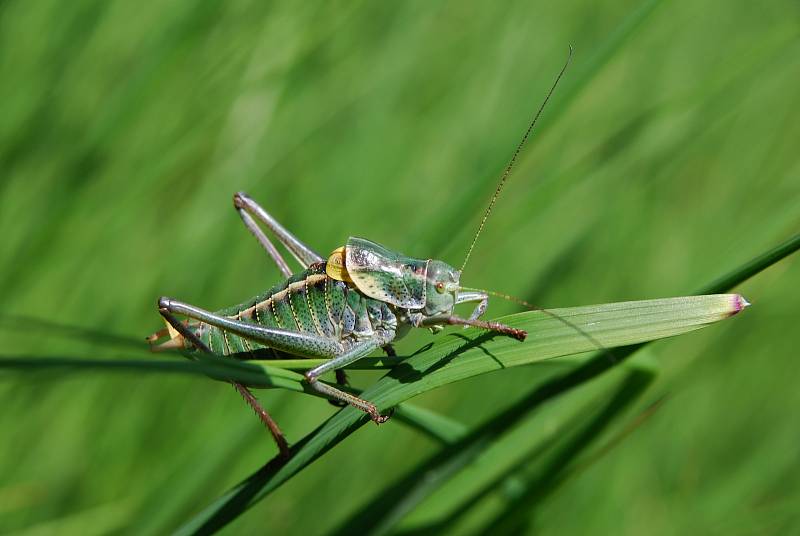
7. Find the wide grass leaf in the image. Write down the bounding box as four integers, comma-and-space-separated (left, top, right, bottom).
332, 233, 800, 535
175, 293, 746, 535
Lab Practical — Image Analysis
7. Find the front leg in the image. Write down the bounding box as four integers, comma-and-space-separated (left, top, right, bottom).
421, 314, 527, 341
456, 290, 489, 321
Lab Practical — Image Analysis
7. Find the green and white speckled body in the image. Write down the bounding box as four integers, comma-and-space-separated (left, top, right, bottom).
154, 56, 567, 430
193, 262, 400, 359
153, 194, 526, 429
155, 53, 570, 429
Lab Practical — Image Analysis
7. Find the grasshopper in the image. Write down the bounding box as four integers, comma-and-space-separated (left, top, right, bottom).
148, 50, 572, 458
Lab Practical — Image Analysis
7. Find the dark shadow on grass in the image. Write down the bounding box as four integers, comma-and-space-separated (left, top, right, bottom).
328, 342, 644, 536
386, 331, 502, 384
449, 332, 505, 368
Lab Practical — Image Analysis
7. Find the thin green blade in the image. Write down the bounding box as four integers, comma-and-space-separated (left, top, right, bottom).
175, 293, 746, 535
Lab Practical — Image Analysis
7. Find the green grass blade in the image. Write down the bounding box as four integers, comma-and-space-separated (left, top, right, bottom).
0, 353, 464, 445
0, 295, 744, 451
0, 356, 309, 392
698, 232, 800, 294
330, 235, 800, 535
391, 404, 468, 445
393, 364, 658, 535
468, 371, 658, 535
0, 295, 743, 383
174, 293, 745, 535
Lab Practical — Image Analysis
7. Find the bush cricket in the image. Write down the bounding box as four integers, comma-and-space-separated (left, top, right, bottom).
148, 49, 575, 458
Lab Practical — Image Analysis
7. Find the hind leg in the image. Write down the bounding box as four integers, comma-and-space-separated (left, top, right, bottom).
234, 192, 323, 270
159, 298, 393, 423
158, 308, 290, 459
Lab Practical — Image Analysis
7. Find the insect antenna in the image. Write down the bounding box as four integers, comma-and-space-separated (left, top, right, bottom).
459, 285, 613, 358
456, 48, 616, 359
460, 46, 573, 274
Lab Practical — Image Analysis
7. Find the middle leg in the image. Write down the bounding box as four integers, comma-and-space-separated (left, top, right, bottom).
455, 290, 489, 321
304, 340, 389, 423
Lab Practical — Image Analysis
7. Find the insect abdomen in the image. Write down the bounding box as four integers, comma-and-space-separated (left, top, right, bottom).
196, 264, 396, 357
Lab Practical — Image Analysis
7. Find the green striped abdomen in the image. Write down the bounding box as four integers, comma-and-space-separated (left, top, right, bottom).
195, 263, 398, 358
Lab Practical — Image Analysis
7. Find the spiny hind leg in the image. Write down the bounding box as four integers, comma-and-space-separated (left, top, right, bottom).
158, 297, 341, 357
235, 204, 292, 278
158, 307, 290, 458
159, 297, 393, 424
233, 192, 323, 269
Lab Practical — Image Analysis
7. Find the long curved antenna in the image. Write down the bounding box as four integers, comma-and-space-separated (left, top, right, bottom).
460, 45, 573, 273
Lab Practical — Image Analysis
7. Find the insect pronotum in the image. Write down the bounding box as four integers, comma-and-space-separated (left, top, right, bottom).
148, 48, 576, 458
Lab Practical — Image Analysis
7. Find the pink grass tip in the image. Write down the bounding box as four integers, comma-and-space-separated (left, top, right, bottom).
732, 294, 751, 314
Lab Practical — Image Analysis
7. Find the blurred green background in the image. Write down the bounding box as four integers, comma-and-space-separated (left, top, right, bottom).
1, 0, 798, 534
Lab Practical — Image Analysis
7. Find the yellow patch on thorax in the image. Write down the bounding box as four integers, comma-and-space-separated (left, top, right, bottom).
325, 246, 353, 283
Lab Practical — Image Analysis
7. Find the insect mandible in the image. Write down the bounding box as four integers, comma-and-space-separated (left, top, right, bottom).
148, 50, 573, 458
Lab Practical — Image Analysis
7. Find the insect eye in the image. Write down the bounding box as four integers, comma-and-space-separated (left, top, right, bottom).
435, 281, 445, 293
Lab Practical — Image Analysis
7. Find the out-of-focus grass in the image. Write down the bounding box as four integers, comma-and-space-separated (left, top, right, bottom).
0, 1, 798, 534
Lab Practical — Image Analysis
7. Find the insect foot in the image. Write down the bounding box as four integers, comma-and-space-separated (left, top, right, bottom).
232, 191, 249, 209
505, 327, 527, 341
370, 407, 393, 425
